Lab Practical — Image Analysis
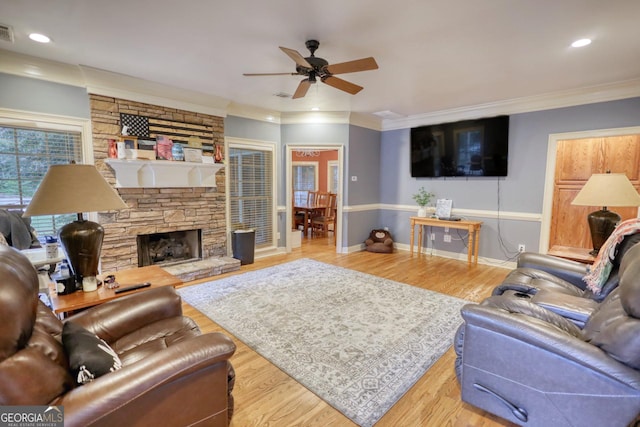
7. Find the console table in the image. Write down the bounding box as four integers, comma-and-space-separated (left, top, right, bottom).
409, 216, 483, 265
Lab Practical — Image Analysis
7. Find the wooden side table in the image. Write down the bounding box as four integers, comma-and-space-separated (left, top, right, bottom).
547, 245, 596, 264
409, 216, 483, 265
49, 265, 182, 316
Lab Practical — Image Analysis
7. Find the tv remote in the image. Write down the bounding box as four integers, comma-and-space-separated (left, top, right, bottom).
439, 216, 462, 221
114, 282, 151, 294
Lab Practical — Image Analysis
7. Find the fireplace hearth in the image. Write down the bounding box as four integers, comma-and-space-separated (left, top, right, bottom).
137, 229, 202, 267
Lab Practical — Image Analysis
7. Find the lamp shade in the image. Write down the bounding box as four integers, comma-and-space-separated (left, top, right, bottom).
24, 164, 127, 216
571, 173, 640, 207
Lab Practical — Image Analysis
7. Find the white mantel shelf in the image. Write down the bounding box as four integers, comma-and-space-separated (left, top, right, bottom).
105, 159, 224, 188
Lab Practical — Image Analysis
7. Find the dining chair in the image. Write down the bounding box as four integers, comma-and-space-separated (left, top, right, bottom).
311, 192, 337, 237
293, 190, 308, 230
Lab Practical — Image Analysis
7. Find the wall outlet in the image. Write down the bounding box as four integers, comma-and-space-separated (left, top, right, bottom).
384, 226, 389, 231
430, 232, 435, 241
444, 234, 452, 243
518, 244, 526, 252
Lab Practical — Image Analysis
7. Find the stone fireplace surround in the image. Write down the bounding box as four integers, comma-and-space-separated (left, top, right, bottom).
90, 94, 229, 274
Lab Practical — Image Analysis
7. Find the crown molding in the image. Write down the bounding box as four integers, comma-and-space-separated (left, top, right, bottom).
80, 66, 230, 117
280, 111, 351, 125
0, 50, 231, 118
227, 102, 281, 124
349, 112, 383, 131
381, 78, 640, 131
0, 50, 85, 87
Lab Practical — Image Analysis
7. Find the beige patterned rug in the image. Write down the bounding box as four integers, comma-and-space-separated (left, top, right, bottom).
178, 258, 467, 427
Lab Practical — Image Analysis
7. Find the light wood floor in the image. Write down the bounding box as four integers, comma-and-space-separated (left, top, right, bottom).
180, 236, 516, 427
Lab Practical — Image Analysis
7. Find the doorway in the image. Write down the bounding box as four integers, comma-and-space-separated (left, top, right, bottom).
285, 145, 344, 253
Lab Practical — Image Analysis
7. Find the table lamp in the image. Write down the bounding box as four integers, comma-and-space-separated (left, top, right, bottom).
571, 172, 640, 255
24, 164, 128, 291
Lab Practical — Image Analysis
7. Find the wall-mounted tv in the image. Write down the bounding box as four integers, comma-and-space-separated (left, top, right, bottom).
410, 115, 509, 177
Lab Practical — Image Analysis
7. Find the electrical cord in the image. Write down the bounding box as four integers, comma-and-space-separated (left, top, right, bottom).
496, 178, 521, 263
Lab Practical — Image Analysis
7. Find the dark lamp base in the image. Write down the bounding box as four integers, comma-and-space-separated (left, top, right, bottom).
587, 208, 621, 255
58, 219, 104, 286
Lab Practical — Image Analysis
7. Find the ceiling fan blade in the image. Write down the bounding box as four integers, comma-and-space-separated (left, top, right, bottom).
322, 76, 363, 95
243, 72, 298, 76
280, 46, 313, 69
292, 79, 311, 99
325, 57, 378, 75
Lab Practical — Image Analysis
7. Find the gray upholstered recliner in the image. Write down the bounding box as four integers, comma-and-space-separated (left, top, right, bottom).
493, 232, 640, 303
454, 248, 640, 426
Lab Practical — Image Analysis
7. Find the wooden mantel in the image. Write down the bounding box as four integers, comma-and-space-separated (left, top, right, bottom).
105, 159, 224, 188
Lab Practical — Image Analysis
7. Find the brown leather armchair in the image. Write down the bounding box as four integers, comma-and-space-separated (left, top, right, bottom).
0, 245, 236, 427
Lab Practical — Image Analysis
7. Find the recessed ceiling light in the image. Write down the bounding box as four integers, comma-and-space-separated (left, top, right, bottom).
29, 33, 51, 43
266, 115, 274, 121
571, 38, 591, 48
311, 107, 320, 111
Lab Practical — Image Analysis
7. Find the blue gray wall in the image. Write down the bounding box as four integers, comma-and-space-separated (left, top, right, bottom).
379, 97, 640, 261
0, 73, 90, 118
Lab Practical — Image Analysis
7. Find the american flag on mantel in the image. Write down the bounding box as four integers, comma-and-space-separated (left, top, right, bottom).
120, 113, 214, 152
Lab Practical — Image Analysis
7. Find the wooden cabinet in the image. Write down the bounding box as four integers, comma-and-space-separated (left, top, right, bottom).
549, 134, 640, 251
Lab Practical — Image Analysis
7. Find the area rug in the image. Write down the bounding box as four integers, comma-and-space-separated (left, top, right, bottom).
178, 258, 468, 427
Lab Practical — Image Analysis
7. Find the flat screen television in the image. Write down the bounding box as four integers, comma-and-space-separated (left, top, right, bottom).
410, 115, 509, 177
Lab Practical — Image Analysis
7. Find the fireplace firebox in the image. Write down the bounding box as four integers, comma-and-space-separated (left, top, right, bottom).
137, 229, 202, 267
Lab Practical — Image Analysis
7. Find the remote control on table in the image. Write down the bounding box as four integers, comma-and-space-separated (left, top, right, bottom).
114, 282, 151, 294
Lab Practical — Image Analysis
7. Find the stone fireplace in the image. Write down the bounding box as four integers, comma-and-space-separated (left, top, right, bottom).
137, 229, 202, 267
89, 94, 229, 273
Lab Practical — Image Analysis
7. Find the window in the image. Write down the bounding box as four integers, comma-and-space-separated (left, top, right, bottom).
292, 162, 318, 204
327, 160, 339, 194
228, 140, 276, 249
0, 121, 83, 239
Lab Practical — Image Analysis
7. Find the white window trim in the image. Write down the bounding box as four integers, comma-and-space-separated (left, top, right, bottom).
0, 108, 93, 163
0, 108, 95, 220
224, 136, 278, 256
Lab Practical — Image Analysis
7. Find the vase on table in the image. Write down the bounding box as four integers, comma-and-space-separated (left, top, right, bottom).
417, 206, 428, 217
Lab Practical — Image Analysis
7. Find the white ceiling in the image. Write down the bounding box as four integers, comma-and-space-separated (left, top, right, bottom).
2, 0, 640, 124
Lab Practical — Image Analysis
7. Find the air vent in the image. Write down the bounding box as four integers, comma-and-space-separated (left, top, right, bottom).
373, 110, 405, 120
274, 92, 292, 98
0, 24, 14, 43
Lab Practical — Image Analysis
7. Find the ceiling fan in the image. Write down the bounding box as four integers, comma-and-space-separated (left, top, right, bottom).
243, 40, 378, 99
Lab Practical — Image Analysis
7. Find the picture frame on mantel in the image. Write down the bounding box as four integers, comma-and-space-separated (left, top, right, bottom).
136, 139, 157, 160
120, 136, 138, 159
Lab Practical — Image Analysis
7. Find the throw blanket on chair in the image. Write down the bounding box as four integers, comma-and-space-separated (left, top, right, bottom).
584, 218, 640, 293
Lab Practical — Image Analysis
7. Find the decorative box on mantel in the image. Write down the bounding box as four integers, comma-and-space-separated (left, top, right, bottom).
105, 159, 224, 188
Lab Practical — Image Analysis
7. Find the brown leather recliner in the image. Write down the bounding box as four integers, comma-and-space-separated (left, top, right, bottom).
0, 245, 236, 427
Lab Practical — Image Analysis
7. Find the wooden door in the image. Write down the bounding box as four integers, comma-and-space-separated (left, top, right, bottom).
549, 134, 640, 250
